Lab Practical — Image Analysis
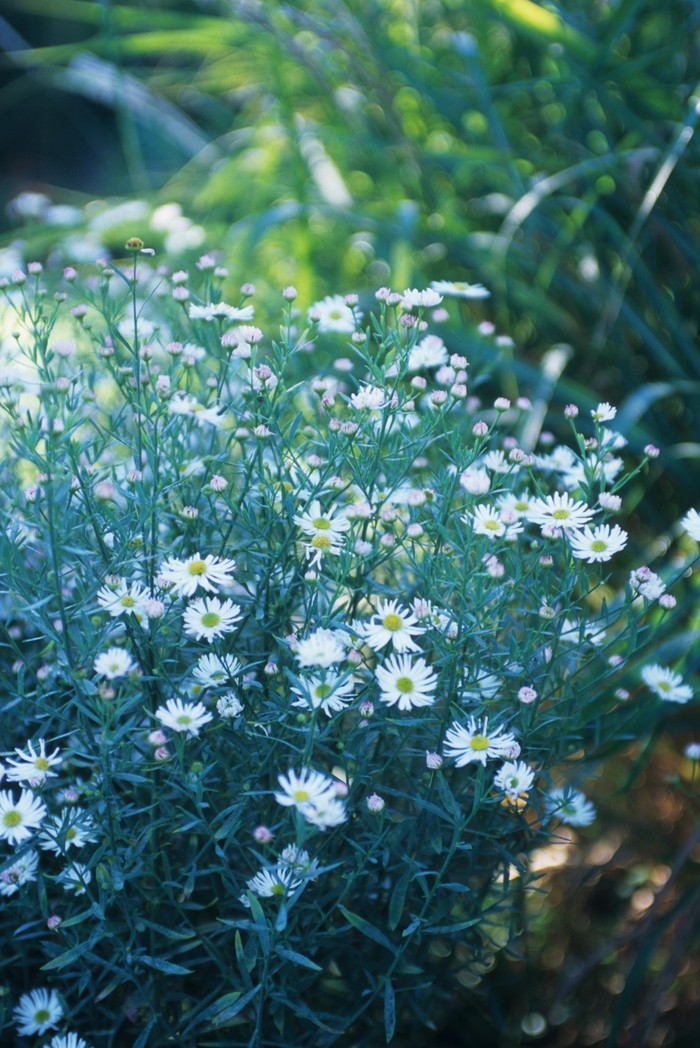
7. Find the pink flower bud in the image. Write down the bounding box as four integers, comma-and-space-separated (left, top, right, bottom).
47, 915, 62, 931
564, 404, 579, 419
472, 420, 488, 437
241, 283, 256, 296
282, 285, 297, 300
154, 746, 170, 762
366, 793, 385, 812
494, 397, 510, 411
148, 730, 168, 746
644, 444, 660, 458
344, 293, 359, 306
359, 700, 374, 718
659, 594, 676, 609
426, 751, 443, 769
518, 686, 537, 704
253, 825, 274, 843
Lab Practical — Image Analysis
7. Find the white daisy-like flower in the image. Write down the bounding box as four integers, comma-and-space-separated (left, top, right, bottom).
217, 692, 243, 718
0, 850, 39, 896
641, 664, 693, 704
681, 508, 700, 542
14, 988, 62, 1036
301, 795, 347, 830
629, 567, 665, 600
160, 552, 236, 596
6, 739, 62, 787
183, 597, 242, 641
296, 629, 346, 668
482, 450, 516, 474
167, 394, 226, 428
569, 524, 628, 563
460, 467, 491, 496
193, 653, 242, 687
350, 385, 387, 410
156, 698, 213, 736
96, 578, 148, 617
221, 324, 263, 346
59, 862, 92, 895
535, 445, 577, 473
559, 619, 606, 647
430, 280, 490, 299
591, 402, 616, 422
444, 717, 517, 767
498, 492, 534, 518
247, 865, 302, 898
189, 302, 254, 321
309, 295, 360, 333
292, 672, 355, 715
375, 653, 438, 711
49, 1034, 91, 1048
407, 335, 448, 371
468, 504, 506, 539
363, 599, 425, 653
275, 768, 336, 811
93, 647, 137, 679
461, 672, 502, 702
294, 500, 350, 542
0, 789, 47, 845
546, 788, 596, 826
526, 492, 594, 531
561, 455, 623, 492
494, 761, 535, 800
401, 287, 443, 309
38, 808, 97, 854
279, 844, 319, 876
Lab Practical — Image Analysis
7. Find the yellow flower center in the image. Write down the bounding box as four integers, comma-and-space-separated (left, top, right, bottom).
201, 612, 220, 628
315, 683, 332, 699
312, 517, 331, 530
271, 883, 286, 895
591, 540, 607, 552
34, 1009, 50, 1024
293, 789, 309, 802
177, 715, 193, 725
329, 311, 342, 320
396, 676, 414, 694
657, 681, 671, 692
484, 520, 500, 530
470, 735, 489, 751
211, 670, 226, 681
3, 810, 21, 827
67, 827, 77, 840
121, 595, 136, 608
552, 509, 570, 520
383, 613, 403, 632
311, 534, 332, 549
188, 559, 208, 576
35, 757, 50, 771
515, 501, 528, 511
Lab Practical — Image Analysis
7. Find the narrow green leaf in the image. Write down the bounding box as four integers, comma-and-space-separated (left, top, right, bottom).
275, 946, 322, 971
339, 906, 396, 953
139, 954, 193, 976
384, 978, 396, 1042
388, 870, 411, 931
41, 940, 93, 970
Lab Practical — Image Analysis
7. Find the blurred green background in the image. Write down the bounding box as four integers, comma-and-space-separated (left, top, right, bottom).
2, 0, 700, 1044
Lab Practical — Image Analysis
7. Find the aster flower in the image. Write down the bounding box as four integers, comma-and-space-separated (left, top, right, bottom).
0, 850, 39, 896
279, 844, 319, 877
401, 288, 443, 309
430, 280, 490, 299
275, 768, 336, 811
6, 739, 62, 786
189, 302, 254, 321
494, 761, 535, 800
183, 597, 242, 641
363, 599, 425, 653
93, 647, 137, 679
309, 295, 359, 333
468, 504, 506, 539
156, 698, 213, 736
629, 567, 666, 600
444, 717, 517, 767
526, 492, 594, 532
0, 789, 47, 845
461, 671, 502, 702
591, 402, 616, 422
350, 385, 387, 410
50, 1034, 91, 1048
247, 865, 302, 898
641, 664, 693, 704
59, 862, 92, 895
167, 393, 227, 427
193, 653, 242, 687
96, 577, 148, 617
407, 335, 448, 370
559, 618, 606, 647
375, 653, 438, 710
294, 501, 350, 542
38, 808, 97, 854
291, 672, 355, 715
546, 788, 596, 826
296, 629, 346, 668
217, 693, 244, 718
681, 508, 700, 542
498, 492, 534, 518
160, 552, 236, 597
301, 795, 347, 830
569, 524, 628, 563
14, 988, 62, 1036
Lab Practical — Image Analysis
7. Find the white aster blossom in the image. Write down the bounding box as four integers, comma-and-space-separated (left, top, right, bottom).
408, 335, 448, 370
6, 739, 62, 787
546, 788, 596, 826
350, 385, 387, 410
401, 287, 443, 309
641, 664, 693, 704
527, 492, 594, 532
0, 789, 47, 845
498, 492, 533, 518
494, 761, 535, 800
460, 467, 491, 496
189, 302, 254, 321
275, 768, 347, 826
93, 647, 137, 679
14, 988, 63, 1036
461, 672, 502, 702
430, 280, 490, 299
444, 717, 517, 767
559, 618, 606, 647
161, 552, 236, 597
569, 524, 628, 563
183, 597, 242, 642
310, 295, 359, 333
96, 577, 148, 617
217, 693, 244, 718
167, 393, 226, 428
156, 698, 213, 736
591, 402, 616, 422
247, 865, 302, 898
38, 808, 97, 854
59, 862, 92, 895
0, 849, 39, 895
629, 567, 666, 600
468, 504, 506, 539
302, 794, 347, 830
50, 1034, 91, 1048
292, 672, 355, 715
296, 629, 346, 668
363, 599, 425, 653
193, 653, 242, 686
681, 508, 700, 542
375, 653, 438, 710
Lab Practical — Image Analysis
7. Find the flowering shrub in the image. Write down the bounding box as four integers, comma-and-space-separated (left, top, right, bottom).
0, 245, 694, 1046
